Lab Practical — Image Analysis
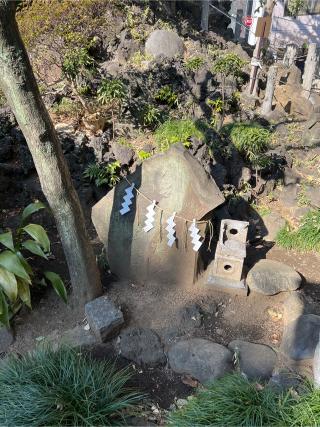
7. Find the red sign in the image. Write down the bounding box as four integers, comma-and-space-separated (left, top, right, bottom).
244, 16, 253, 27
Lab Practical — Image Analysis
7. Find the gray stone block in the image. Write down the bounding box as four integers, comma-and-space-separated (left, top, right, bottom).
85, 296, 124, 342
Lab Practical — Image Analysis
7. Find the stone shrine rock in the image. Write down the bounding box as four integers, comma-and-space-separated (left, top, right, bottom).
92, 144, 224, 286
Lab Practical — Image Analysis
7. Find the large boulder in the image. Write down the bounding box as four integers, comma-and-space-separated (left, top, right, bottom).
246, 259, 301, 295
92, 144, 224, 286
145, 30, 184, 58
168, 338, 233, 384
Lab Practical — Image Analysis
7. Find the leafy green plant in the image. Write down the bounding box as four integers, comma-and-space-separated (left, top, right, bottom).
222, 122, 271, 162
155, 119, 206, 151
0, 202, 66, 326
137, 150, 152, 161
167, 373, 295, 426
212, 53, 246, 130
251, 202, 272, 217
207, 98, 224, 129
142, 104, 162, 128
97, 78, 126, 138
276, 210, 320, 252
62, 46, 95, 81
287, 0, 305, 16
0, 345, 143, 426
184, 56, 205, 71
97, 78, 126, 105
83, 161, 121, 187
155, 85, 178, 108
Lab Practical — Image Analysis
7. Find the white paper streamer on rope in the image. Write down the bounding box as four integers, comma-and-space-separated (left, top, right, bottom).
143, 200, 157, 232
120, 183, 135, 215
189, 219, 203, 252
166, 212, 176, 247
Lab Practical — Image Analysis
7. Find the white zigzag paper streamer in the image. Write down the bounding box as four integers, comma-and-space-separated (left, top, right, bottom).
165, 212, 176, 247
120, 183, 135, 215
189, 219, 203, 252
143, 200, 156, 232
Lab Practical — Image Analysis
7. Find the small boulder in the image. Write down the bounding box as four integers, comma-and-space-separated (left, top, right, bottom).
85, 296, 124, 342
145, 30, 184, 58
46, 326, 96, 350
0, 327, 14, 354
178, 304, 202, 331
247, 259, 301, 295
168, 338, 233, 384
228, 340, 277, 380
119, 327, 166, 367
262, 212, 286, 242
111, 140, 134, 166
281, 314, 320, 360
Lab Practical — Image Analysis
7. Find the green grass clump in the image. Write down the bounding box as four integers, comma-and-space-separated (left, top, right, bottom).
222, 122, 271, 162
167, 374, 295, 427
276, 210, 320, 252
291, 381, 320, 426
0, 346, 142, 426
155, 119, 206, 151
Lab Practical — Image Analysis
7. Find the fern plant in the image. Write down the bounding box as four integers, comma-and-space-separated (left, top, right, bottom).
83, 161, 121, 187
0, 202, 67, 326
142, 104, 162, 128
155, 85, 178, 107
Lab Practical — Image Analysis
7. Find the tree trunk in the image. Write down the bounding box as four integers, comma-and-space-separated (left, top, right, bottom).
0, 1, 102, 306
261, 65, 277, 115
302, 43, 318, 100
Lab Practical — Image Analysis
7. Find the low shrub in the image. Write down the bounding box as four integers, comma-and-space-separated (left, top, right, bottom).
222, 122, 271, 162
167, 374, 295, 427
0, 346, 142, 426
184, 56, 205, 71
155, 119, 206, 151
276, 210, 320, 252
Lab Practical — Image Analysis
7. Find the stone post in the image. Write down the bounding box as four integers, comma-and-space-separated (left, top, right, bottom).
261, 65, 277, 116
201, 0, 210, 32
283, 43, 298, 68
302, 43, 319, 99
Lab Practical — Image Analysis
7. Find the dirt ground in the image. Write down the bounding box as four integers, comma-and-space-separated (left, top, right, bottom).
2, 170, 320, 410
6, 225, 320, 408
